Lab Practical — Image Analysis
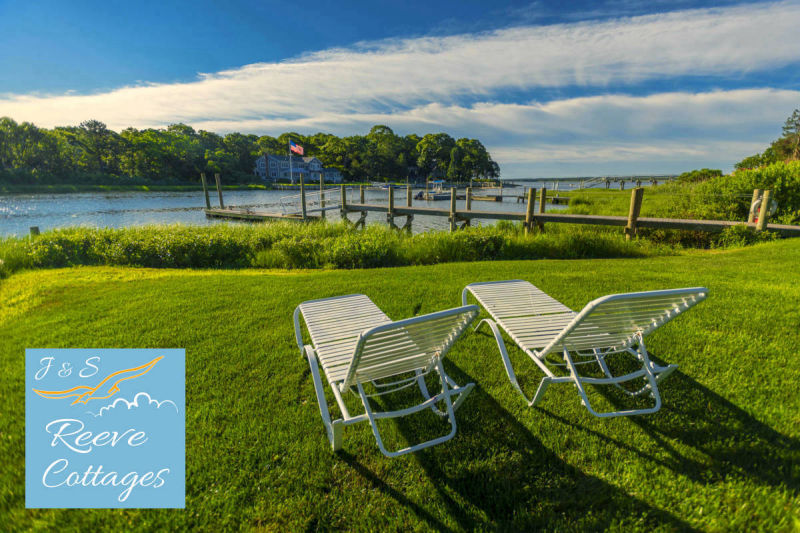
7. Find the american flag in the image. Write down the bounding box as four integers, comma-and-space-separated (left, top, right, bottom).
289, 141, 304, 155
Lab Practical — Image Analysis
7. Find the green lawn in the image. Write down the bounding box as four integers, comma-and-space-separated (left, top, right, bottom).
1, 240, 799, 531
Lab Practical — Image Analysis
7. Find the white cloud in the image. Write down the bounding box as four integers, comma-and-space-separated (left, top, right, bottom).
86, 392, 178, 418
0, 1, 798, 175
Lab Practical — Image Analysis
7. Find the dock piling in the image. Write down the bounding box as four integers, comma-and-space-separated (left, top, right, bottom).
300, 175, 307, 219
200, 172, 211, 209
360, 185, 365, 204
449, 187, 457, 232
214, 173, 225, 209
320, 175, 325, 219
407, 185, 412, 207
340, 185, 347, 220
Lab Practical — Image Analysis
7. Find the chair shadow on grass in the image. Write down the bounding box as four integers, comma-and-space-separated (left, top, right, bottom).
551, 352, 800, 493
342, 363, 698, 532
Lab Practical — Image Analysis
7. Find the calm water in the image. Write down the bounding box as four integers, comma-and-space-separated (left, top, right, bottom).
0, 183, 591, 237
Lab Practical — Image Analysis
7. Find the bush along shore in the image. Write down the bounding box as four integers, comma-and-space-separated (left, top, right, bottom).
0, 222, 677, 277
0, 218, 784, 279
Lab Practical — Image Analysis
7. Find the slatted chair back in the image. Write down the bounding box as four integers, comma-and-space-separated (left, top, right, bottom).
539, 287, 708, 356
341, 305, 479, 390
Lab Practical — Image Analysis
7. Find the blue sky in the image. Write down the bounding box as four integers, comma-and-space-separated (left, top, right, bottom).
1, 0, 799, 177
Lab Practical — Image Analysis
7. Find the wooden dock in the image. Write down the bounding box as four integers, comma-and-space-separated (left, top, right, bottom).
200, 174, 800, 237
204, 208, 320, 222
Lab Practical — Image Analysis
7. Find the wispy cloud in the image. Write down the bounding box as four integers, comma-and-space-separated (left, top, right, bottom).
0, 1, 797, 175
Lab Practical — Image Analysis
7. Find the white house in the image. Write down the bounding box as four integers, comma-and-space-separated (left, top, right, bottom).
255, 154, 342, 184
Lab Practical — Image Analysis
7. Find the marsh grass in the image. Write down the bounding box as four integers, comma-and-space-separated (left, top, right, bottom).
0, 222, 667, 277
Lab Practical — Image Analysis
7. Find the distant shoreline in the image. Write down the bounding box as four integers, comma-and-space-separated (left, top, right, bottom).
0, 183, 270, 195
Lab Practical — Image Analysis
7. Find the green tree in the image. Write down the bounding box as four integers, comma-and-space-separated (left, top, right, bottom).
783, 108, 800, 160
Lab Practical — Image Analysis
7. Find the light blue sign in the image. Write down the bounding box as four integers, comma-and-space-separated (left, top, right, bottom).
25, 349, 185, 508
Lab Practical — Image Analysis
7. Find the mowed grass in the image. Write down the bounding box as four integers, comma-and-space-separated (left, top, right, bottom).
1, 240, 800, 531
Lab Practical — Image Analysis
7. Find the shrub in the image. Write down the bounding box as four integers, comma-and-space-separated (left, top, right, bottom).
692, 161, 800, 224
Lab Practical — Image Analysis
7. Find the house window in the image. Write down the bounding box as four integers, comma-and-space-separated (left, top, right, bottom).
270, 171, 277, 177
281, 162, 288, 168
270, 161, 276, 167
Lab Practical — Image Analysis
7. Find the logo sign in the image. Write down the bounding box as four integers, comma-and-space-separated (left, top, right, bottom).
25, 349, 185, 508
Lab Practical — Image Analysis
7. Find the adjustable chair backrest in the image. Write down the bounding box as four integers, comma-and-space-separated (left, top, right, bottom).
538, 287, 708, 357
341, 305, 479, 390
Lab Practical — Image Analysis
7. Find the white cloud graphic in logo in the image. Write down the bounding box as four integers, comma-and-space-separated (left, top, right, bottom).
86, 392, 178, 418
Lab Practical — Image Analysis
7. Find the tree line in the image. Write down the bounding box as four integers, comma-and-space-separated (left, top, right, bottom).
0, 118, 499, 185
735, 109, 800, 170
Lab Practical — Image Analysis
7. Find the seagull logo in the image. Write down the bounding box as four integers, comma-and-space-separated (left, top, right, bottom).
32, 356, 163, 405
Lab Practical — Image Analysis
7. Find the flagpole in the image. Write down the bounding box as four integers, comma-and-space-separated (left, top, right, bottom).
288, 142, 293, 185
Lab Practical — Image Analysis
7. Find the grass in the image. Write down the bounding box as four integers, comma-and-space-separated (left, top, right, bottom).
2, 238, 799, 530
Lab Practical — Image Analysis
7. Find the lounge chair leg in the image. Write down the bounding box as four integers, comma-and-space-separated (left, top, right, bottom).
531, 377, 552, 406
481, 318, 538, 405
356, 360, 460, 458
416, 368, 474, 416
305, 346, 345, 450
564, 346, 663, 418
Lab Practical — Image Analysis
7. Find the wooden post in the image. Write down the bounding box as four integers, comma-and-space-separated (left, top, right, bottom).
755, 189, 772, 231
300, 174, 307, 219
340, 184, 347, 219
466, 187, 472, 210
619, 180, 625, 190
387, 186, 396, 228
214, 173, 225, 209
747, 189, 762, 224
30, 226, 40, 236
449, 187, 457, 232
319, 175, 325, 219
537, 187, 546, 232
200, 172, 211, 209
625, 187, 645, 240
360, 185, 365, 204
406, 185, 412, 207
524, 188, 535, 235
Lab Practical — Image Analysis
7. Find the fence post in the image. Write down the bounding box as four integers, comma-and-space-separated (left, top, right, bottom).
449, 187, 457, 232
300, 174, 307, 219
524, 188, 535, 235
319, 175, 325, 219
407, 185, 412, 207
214, 173, 225, 209
200, 172, 211, 209
756, 189, 772, 232
537, 187, 547, 232
747, 189, 762, 224
340, 184, 347, 219
360, 185, 365, 204
619, 180, 625, 190
625, 187, 645, 240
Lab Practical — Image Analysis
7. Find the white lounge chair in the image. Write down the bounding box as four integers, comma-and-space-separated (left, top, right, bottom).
462, 280, 707, 418
294, 294, 479, 457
